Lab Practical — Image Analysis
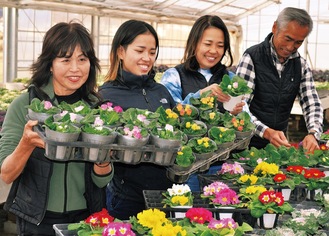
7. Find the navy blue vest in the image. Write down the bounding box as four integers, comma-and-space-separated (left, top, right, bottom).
246, 33, 301, 148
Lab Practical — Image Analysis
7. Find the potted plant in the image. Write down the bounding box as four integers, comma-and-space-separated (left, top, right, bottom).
199, 109, 224, 128
217, 162, 245, 180
121, 107, 160, 129
190, 90, 217, 111
155, 106, 180, 127
201, 181, 241, 219
150, 124, 186, 165
208, 126, 236, 149
218, 75, 252, 112
116, 124, 150, 164
173, 103, 199, 121
58, 100, 95, 117
249, 189, 294, 229
161, 183, 194, 219
81, 116, 117, 161
43, 115, 81, 160
180, 120, 207, 139
174, 145, 195, 170
177, 207, 253, 235
27, 98, 61, 123
68, 208, 116, 236
162, 184, 194, 207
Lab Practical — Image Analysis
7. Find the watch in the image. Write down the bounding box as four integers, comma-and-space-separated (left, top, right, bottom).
308, 131, 320, 141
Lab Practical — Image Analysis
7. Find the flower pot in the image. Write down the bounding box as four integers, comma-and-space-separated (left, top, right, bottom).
28, 108, 52, 123
257, 213, 278, 229
116, 133, 150, 164
214, 206, 235, 219
223, 94, 244, 112
280, 188, 292, 201
150, 134, 182, 165
45, 127, 80, 160
81, 129, 117, 161
172, 163, 193, 172
216, 141, 235, 150
306, 188, 323, 200
235, 130, 253, 150
171, 205, 192, 219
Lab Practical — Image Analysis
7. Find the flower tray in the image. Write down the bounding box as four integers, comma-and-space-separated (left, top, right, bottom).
166, 135, 252, 183
143, 190, 254, 226
53, 224, 76, 236
34, 125, 178, 166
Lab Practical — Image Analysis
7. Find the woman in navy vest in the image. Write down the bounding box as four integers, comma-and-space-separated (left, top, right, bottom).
160, 15, 244, 114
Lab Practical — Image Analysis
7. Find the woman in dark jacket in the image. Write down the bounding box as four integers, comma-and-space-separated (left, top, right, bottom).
98, 19, 176, 220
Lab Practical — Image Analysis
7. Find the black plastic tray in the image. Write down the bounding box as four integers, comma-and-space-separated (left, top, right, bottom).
165, 135, 253, 183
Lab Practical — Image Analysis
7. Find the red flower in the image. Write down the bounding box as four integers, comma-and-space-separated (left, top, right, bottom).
273, 173, 287, 183
304, 168, 325, 179
85, 208, 114, 227
286, 165, 305, 174
185, 207, 213, 224
258, 191, 273, 204
273, 193, 284, 206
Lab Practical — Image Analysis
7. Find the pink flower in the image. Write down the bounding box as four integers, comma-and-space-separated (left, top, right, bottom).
208, 218, 238, 230
114, 106, 123, 113
212, 188, 240, 206
44, 101, 53, 110
218, 163, 244, 175
94, 117, 104, 126
203, 181, 229, 197
137, 114, 146, 122
102, 222, 136, 236
232, 82, 238, 89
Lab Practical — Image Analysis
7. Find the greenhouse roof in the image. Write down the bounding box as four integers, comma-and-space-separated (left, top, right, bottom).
1, 0, 281, 25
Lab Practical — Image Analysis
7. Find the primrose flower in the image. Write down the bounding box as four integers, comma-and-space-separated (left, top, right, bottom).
202, 181, 229, 197
185, 208, 212, 224
44, 101, 53, 110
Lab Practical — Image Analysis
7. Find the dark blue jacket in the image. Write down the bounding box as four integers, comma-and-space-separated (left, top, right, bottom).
98, 70, 175, 212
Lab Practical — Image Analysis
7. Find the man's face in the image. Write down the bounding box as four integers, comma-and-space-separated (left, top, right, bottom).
272, 20, 310, 62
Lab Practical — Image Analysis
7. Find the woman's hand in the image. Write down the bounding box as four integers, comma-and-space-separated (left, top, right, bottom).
230, 101, 245, 115
200, 84, 230, 103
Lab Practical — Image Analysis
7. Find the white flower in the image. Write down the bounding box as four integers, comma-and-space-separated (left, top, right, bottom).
165, 124, 174, 132
74, 105, 84, 113
167, 184, 191, 196
291, 217, 307, 225
293, 208, 322, 218
94, 117, 104, 126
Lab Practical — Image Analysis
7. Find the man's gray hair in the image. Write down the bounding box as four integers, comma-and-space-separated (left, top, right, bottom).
276, 7, 313, 35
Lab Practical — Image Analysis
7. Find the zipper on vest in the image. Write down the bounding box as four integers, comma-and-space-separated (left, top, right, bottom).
142, 89, 152, 111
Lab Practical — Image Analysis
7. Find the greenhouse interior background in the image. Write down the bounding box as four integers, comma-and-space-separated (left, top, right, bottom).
0, 0, 329, 84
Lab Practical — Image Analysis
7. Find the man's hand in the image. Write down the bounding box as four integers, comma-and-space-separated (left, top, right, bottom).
302, 134, 319, 153
263, 128, 291, 148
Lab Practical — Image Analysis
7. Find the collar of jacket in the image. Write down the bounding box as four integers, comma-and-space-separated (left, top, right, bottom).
114, 70, 155, 89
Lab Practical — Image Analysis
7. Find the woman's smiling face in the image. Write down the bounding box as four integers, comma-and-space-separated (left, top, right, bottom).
51, 45, 90, 96
118, 32, 157, 76
195, 27, 225, 69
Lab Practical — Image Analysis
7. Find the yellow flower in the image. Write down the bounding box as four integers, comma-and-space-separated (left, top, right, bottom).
186, 122, 191, 128
191, 123, 201, 131
239, 174, 249, 183
209, 112, 215, 120
253, 162, 279, 176
151, 222, 187, 236
245, 185, 266, 195
165, 109, 179, 119
171, 195, 189, 206
137, 209, 168, 229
